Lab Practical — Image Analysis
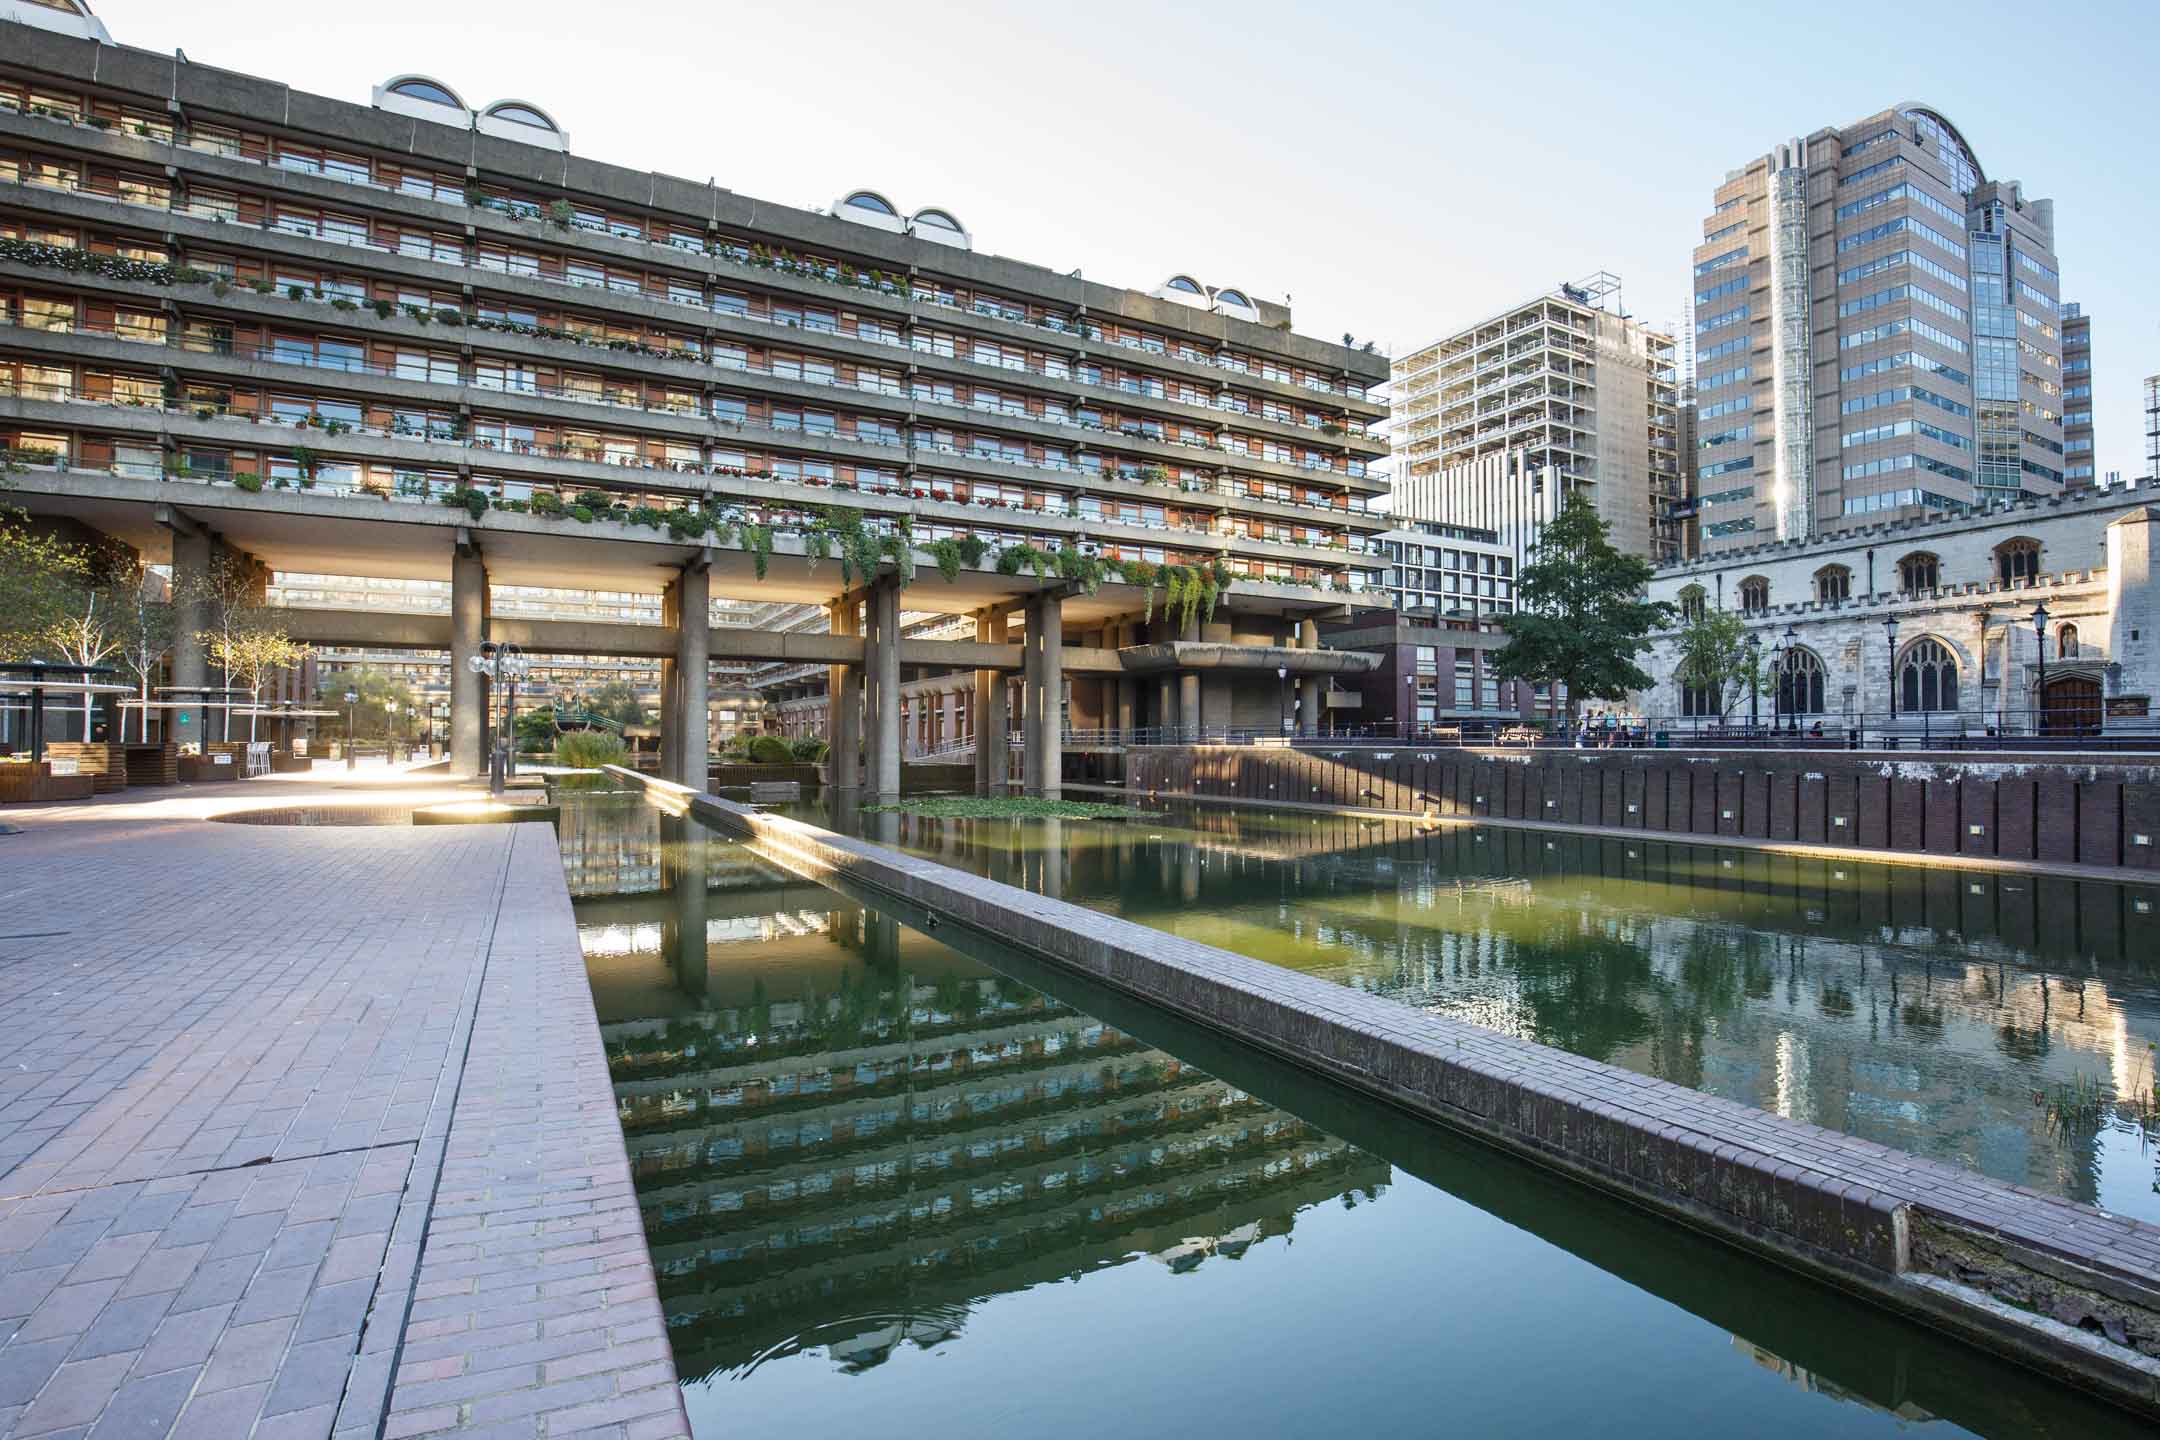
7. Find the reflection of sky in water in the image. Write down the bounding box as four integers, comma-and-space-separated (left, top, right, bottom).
560, 793, 2156, 1439
850, 808, 2160, 1222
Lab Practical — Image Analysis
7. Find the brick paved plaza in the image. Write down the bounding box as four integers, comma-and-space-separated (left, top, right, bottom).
0, 771, 688, 1438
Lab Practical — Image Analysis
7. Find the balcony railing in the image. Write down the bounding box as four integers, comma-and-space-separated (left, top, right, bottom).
0, 108, 1385, 404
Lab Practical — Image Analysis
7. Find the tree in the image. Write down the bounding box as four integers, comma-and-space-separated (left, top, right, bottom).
1488, 493, 1672, 721
0, 508, 93, 664
179, 553, 294, 741
1671, 607, 1764, 721
580, 680, 651, 729
41, 571, 124, 741
316, 668, 418, 743
213, 629, 309, 742
108, 564, 175, 742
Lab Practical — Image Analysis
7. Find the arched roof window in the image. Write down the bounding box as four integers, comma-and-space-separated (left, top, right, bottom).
1165, 275, 1204, 295
1215, 288, 1251, 308
844, 190, 898, 217
912, 208, 963, 232
483, 101, 559, 132
386, 75, 465, 108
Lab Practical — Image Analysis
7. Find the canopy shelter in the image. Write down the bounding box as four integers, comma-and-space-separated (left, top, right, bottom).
0, 662, 126, 763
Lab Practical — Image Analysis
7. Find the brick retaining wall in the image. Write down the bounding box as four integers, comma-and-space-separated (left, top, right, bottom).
1124, 746, 2160, 873
610, 766, 2160, 1417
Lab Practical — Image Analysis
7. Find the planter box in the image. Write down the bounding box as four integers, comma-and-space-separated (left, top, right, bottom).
123, 742, 179, 786
0, 763, 98, 804
43, 742, 127, 794
178, 753, 242, 783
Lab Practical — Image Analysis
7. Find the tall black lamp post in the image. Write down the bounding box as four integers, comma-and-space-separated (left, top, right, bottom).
1883, 615, 1900, 724
1276, 665, 1289, 740
2031, 601, 2051, 737
343, 688, 358, 769
1744, 632, 1761, 734
1781, 623, 1800, 734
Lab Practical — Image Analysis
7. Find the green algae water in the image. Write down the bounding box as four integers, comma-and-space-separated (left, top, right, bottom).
559, 790, 2152, 1438
803, 800, 2160, 1227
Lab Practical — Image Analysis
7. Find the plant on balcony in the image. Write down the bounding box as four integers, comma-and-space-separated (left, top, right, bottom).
439, 486, 489, 520
233, 473, 264, 493
371, 299, 394, 319
546, 200, 575, 230
569, 504, 595, 523
288, 445, 318, 479
464, 186, 487, 208
626, 505, 664, 530
529, 490, 567, 518
434, 307, 463, 326
286, 285, 306, 301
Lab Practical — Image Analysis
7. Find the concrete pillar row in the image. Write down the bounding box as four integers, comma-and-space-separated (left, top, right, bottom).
828, 597, 861, 790
1022, 592, 1063, 798
167, 524, 213, 754
867, 577, 902, 799
669, 560, 711, 786
448, 544, 489, 776
975, 608, 1010, 794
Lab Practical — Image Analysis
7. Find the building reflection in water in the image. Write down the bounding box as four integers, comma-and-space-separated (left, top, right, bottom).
568, 795, 1385, 1385
828, 802, 2160, 1218
557, 791, 2160, 1437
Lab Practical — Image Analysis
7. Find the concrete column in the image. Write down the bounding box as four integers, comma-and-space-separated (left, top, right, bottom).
868, 578, 902, 799
1020, 605, 1042, 794
1023, 593, 1063, 797
168, 525, 211, 753
828, 597, 861, 790
975, 608, 1009, 794
669, 561, 710, 787
1297, 617, 1320, 737
449, 543, 487, 777
1180, 672, 1201, 739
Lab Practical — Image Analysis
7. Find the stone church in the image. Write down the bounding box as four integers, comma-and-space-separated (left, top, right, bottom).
1637, 481, 2159, 737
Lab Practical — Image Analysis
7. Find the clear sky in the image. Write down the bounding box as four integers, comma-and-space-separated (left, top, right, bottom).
96, 0, 2158, 483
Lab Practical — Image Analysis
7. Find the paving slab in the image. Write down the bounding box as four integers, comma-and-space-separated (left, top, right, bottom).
0, 774, 687, 1438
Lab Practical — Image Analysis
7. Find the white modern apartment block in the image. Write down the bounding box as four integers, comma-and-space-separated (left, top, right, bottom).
1390, 277, 1682, 564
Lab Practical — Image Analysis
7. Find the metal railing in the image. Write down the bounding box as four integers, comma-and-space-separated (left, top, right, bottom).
1037, 709, 2159, 753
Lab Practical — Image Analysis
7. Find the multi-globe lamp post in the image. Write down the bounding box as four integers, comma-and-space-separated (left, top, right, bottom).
466, 641, 531, 796
1781, 623, 1800, 735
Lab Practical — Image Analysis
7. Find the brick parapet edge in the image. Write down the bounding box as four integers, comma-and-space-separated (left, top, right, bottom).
604, 767, 2160, 1418
379, 822, 692, 1439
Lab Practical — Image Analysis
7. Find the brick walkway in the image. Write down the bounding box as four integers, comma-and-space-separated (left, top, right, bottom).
0, 775, 688, 1438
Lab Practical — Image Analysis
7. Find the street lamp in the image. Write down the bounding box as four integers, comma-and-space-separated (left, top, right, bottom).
1883, 615, 1901, 723
2031, 601, 2051, 737
1767, 630, 1784, 738
1276, 665, 1289, 740
466, 641, 531, 795
343, 689, 358, 769
1781, 623, 1800, 735
385, 700, 400, 758
1744, 632, 1761, 733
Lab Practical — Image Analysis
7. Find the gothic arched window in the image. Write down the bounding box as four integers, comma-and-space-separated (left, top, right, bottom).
1898, 637, 1959, 713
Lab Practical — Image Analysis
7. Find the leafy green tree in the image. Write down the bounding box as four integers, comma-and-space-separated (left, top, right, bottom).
0, 508, 93, 663
579, 680, 651, 728
1488, 493, 1671, 720
1671, 606, 1766, 721
317, 667, 419, 742
108, 563, 175, 742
